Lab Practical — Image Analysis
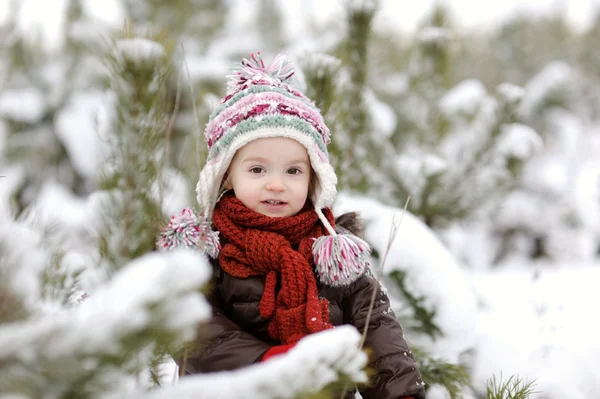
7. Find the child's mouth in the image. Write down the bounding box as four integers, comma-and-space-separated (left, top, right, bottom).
262, 200, 286, 205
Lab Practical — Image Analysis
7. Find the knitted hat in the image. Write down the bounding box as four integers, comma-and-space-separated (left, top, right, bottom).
158, 53, 370, 287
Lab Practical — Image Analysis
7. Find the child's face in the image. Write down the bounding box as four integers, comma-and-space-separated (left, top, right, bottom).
225, 137, 311, 217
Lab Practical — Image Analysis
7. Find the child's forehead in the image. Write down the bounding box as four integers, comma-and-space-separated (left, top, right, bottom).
237, 137, 309, 158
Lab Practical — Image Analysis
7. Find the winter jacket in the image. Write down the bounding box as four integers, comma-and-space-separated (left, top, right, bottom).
176, 213, 426, 399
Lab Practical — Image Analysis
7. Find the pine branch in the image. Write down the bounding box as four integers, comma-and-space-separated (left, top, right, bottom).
410, 347, 470, 399
96, 24, 174, 273
0, 250, 212, 398
486, 374, 538, 399
388, 269, 444, 339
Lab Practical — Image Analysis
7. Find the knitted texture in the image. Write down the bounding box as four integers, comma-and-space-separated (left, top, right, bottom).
212, 193, 335, 344
205, 53, 331, 160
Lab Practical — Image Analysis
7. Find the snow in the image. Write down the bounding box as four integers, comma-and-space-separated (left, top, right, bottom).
520, 61, 572, 118
114, 37, 166, 65
418, 27, 452, 46
80, 0, 126, 28
440, 79, 488, 117
0, 214, 46, 308
33, 182, 89, 234
151, 168, 193, 217
335, 194, 478, 363
336, 194, 600, 397
141, 325, 368, 399
16, 0, 70, 53
366, 89, 397, 138
0, 88, 45, 123
55, 91, 112, 180
495, 123, 543, 160
346, 0, 379, 14
0, 249, 212, 363
471, 265, 600, 398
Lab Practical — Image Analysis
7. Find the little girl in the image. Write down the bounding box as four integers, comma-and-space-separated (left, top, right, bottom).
159, 53, 425, 399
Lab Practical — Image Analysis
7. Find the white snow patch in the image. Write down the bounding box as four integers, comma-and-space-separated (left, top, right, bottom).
495, 123, 542, 160
440, 79, 488, 116
520, 61, 572, 118
0, 250, 212, 362
366, 89, 397, 138
141, 326, 367, 399
0, 88, 46, 123
471, 265, 600, 398
80, 0, 126, 28
114, 38, 166, 65
335, 193, 478, 362
16, 0, 70, 53
55, 90, 111, 180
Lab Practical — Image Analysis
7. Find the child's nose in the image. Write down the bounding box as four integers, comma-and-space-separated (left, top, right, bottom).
266, 175, 285, 192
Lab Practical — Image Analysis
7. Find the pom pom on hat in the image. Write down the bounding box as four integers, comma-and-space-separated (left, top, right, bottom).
312, 208, 371, 286
312, 233, 371, 286
157, 208, 221, 258
226, 52, 295, 96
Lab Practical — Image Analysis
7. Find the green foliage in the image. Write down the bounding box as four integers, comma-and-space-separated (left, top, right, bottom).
301, 3, 381, 193
485, 374, 538, 399
123, 0, 227, 44
388, 270, 443, 339
97, 24, 174, 272
411, 347, 470, 399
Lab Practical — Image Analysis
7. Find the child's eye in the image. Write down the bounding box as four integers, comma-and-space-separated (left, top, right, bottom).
287, 168, 302, 175
249, 167, 264, 174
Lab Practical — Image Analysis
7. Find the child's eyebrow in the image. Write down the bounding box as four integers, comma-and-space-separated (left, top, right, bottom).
241, 156, 268, 164
288, 159, 310, 166
241, 157, 309, 166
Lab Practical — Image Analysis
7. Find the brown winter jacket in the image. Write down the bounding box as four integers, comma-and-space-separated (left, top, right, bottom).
177, 213, 426, 399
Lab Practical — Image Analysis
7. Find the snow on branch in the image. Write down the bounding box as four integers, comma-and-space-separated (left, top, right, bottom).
495, 123, 543, 160
141, 326, 368, 399
0, 250, 211, 395
345, 0, 379, 14
114, 37, 166, 65
0, 214, 46, 313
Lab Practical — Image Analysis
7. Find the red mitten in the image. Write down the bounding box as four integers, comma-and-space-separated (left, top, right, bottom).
260, 343, 295, 362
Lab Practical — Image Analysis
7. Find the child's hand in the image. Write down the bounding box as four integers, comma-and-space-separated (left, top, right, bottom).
260, 343, 295, 362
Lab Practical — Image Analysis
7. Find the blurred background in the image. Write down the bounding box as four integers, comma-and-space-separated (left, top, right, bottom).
2, 0, 600, 398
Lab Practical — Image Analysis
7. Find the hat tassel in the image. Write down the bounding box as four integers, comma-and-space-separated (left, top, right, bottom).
157, 208, 221, 258
313, 209, 371, 286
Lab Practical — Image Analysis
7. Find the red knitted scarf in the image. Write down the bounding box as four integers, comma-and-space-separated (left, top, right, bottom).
212, 193, 335, 344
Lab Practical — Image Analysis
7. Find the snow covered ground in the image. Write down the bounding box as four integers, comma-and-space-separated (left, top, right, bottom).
335, 195, 600, 398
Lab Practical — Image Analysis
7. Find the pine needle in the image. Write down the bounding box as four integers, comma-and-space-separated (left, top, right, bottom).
486, 374, 538, 399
